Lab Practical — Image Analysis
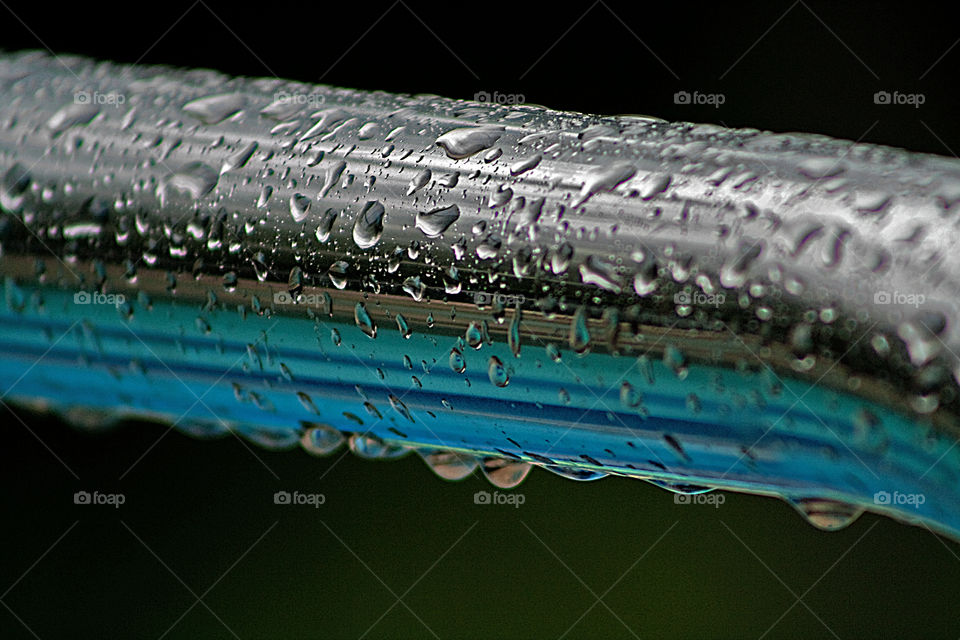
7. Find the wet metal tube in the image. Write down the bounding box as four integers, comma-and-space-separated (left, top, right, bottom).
2, 51, 960, 539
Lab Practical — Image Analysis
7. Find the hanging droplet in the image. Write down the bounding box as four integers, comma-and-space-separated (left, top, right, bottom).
418, 450, 478, 481
481, 457, 533, 489
348, 434, 410, 460
542, 465, 608, 481
787, 497, 864, 532
300, 423, 345, 456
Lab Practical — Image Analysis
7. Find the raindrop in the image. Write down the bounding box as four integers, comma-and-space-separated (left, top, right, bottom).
182, 93, 243, 125
300, 423, 345, 456
354, 302, 377, 338
416, 204, 460, 237
353, 201, 385, 249
488, 356, 510, 387
435, 126, 504, 159
418, 450, 478, 481
481, 457, 533, 489
787, 497, 864, 531
449, 348, 466, 373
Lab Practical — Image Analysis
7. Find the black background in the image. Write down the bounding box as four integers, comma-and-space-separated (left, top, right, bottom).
2, 1, 960, 638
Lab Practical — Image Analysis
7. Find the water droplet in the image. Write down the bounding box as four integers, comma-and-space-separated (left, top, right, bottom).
481, 457, 532, 488
402, 276, 426, 301
416, 204, 460, 237
436, 126, 504, 159
465, 322, 484, 349
488, 356, 510, 387
787, 497, 864, 531
354, 302, 377, 338
646, 480, 714, 494
663, 345, 688, 378
257, 185, 273, 208
418, 450, 478, 481
542, 465, 607, 481
389, 394, 414, 422
569, 306, 591, 354
182, 93, 243, 125
315, 208, 339, 242
221, 141, 258, 174
508, 305, 522, 357
327, 261, 349, 289
510, 153, 542, 176
300, 423, 345, 456
407, 168, 431, 195
353, 201, 385, 249
320, 160, 347, 198
546, 343, 562, 363
620, 382, 642, 408
348, 434, 410, 460
46, 102, 100, 135
573, 161, 635, 207
159, 162, 218, 204
396, 313, 412, 339
798, 157, 845, 179
1, 163, 31, 212
449, 348, 466, 373
290, 193, 311, 222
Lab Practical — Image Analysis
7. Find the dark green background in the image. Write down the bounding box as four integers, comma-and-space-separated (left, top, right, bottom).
3, 0, 960, 637
1, 407, 958, 639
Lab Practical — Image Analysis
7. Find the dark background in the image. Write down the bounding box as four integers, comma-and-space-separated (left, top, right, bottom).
3, 0, 960, 638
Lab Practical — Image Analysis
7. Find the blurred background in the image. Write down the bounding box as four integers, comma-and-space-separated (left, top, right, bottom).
2, 0, 960, 637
